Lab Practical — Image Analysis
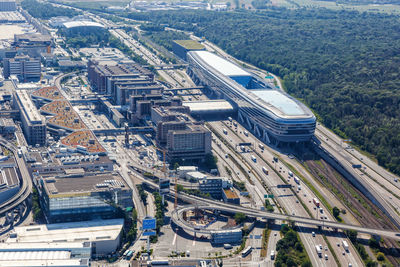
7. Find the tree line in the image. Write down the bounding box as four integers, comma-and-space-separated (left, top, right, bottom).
21, 0, 80, 19
124, 8, 400, 176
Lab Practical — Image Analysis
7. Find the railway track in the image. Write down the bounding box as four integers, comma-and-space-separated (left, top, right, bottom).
305, 158, 400, 264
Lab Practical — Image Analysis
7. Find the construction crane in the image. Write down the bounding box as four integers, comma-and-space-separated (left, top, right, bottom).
155, 146, 178, 208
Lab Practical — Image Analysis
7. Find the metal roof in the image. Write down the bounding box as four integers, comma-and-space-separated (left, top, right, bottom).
8, 219, 123, 243
251, 90, 307, 116
190, 51, 250, 77
63, 21, 104, 29
183, 100, 234, 114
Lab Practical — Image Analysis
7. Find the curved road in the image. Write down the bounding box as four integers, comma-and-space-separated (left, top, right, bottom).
0, 138, 32, 215
135, 172, 400, 241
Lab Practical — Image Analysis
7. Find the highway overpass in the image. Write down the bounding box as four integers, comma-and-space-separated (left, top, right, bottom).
136, 170, 400, 241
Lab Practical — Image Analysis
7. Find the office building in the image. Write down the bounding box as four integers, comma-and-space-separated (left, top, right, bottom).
0, 118, 16, 133
0, 0, 16, 11
114, 78, 163, 105
167, 124, 211, 160
222, 188, 240, 205
87, 60, 154, 104
151, 105, 190, 145
37, 171, 132, 223
187, 50, 316, 145
3, 55, 41, 81
13, 90, 46, 146
198, 177, 222, 198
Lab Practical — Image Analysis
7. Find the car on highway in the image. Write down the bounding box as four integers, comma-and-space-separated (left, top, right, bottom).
312, 232, 315, 237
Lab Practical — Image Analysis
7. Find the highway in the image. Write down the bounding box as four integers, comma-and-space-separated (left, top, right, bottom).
40, 5, 398, 264
202, 26, 400, 231
134, 173, 400, 241
316, 126, 400, 223
208, 121, 362, 266
315, 131, 400, 229
0, 138, 32, 216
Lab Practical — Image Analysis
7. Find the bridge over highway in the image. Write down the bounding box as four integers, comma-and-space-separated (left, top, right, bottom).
92, 126, 155, 136
165, 86, 205, 93
134, 169, 400, 240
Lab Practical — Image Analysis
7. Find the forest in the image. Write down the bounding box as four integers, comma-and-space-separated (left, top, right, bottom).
126, 8, 400, 175
21, 0, 80, 19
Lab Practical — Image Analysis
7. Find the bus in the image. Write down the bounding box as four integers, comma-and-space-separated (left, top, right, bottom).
242, 246, 253, 258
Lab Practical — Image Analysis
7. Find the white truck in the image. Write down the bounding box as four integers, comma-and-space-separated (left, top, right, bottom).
223, 128, 228, 135
270, 250, 275, 260
251, 155, 257, 162
288, 171, 293, 177
342, 240, 349, 252
244, 130, 249, 136
315, 245, 322, 257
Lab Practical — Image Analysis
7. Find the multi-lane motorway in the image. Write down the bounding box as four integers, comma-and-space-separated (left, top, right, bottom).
38, 5, 400, 265
208, 121, 362, 266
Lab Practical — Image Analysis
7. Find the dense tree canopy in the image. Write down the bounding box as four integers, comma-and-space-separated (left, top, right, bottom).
21, 0, 80, 19
126, 8, 400, 175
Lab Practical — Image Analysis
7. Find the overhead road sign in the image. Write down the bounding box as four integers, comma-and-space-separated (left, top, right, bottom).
143, 217, 156, 230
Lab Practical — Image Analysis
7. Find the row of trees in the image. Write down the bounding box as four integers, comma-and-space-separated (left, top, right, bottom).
125, 8, 400, 176
275, 225, 311, 267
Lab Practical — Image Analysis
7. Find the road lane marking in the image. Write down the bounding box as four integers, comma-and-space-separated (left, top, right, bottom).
172, 233, 177, 245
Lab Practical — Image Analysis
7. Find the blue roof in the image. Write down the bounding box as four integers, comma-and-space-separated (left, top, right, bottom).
251, 90, 306, 116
